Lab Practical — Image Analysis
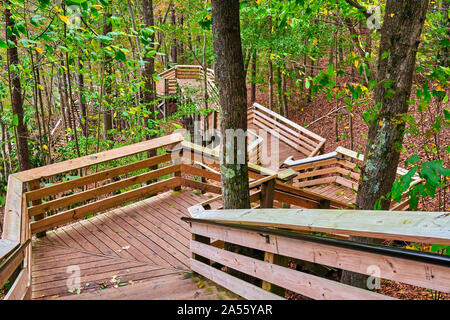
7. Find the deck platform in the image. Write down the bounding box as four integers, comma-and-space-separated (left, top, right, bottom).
31, 188, 223, 300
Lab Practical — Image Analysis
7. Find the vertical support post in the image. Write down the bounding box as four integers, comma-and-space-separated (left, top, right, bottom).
21, 193, 32, 300
28, 180, 46, 238
319, 199, 331, 209
262, 252, 288, 296
260, 178, 275, 208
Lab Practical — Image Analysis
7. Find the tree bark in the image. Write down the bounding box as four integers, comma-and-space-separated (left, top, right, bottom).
102, 11, 113, 141
267, 15, 273, 110
341, 0, 428, 289
142, 0, 158, 168
170, 6, 177, 64
211, 0, 250, 210
250, 49, 257, 104
5, 4, 30, 171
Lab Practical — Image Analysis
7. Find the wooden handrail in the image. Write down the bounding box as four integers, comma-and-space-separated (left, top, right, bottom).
188, 208, 450, 245
14, 133, 184, 182
1, 133, 184, 300
185, 218, 450, 299
250, 102, 326, 158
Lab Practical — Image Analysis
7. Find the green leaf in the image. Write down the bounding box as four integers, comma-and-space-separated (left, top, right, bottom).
0, 39, 8, 49
444, 108, 450, 122
405, 154, 420, 167
305, 79, 310, 89
12, 114, 19, 126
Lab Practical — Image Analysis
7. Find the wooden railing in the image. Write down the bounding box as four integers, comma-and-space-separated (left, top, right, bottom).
285, 146, 423, 210
0, 134, 188, 299
157, 65, 217, 100
1, 133, 244, 300
249, 102, 326, 158
183, 207, 450, 300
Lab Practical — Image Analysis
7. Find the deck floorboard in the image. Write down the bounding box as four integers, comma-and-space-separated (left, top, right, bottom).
31, 188, 214, 300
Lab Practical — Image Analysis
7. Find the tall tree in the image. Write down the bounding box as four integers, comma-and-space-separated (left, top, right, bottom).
211, 0, 250, 209
5, 2, 30, 171
142, 0, 158, 164
342, 0, 429, 288
102, 10, 113, 141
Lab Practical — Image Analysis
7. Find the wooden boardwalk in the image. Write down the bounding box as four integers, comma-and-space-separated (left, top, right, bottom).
31, 188, 225, 300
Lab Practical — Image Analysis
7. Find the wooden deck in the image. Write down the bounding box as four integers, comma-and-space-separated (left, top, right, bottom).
31, 188, 225, 300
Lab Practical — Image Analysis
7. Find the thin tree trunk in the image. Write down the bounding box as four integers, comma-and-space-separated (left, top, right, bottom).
77, 55, 87, 137
267, 15, 273, 110
170, 6, 177, 64
281, 68, 288, 118
250, 49, 257, 104
5, 4, 30, 171
102, 13, 113, 141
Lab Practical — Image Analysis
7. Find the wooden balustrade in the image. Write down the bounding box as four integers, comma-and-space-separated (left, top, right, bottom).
184, 208, 450, 300
1, 133, 221, 300
288, 146, 423, 210
249, 102, 326, 158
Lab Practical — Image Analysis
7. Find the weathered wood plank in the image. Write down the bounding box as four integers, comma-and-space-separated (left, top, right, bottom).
25, 153, 173, 202
30, 177, 182, 234
190, 208, 450, 245
28, 165, 180, 217
182, 178, 221, 194
4, 268, 30, 300
190, 259, 284, 300
2, 175, 23, 242
191, 240, 394, 300
15, 133, 183, 182
0, 239, 20, 264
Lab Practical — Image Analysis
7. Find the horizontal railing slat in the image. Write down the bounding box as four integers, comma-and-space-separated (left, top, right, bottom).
25, 153, 173, 202
30, 177, 182, 234
28, 164, 180, 217
190, 240, 394, 300
14, 133, 183, 182
189, 208, 450, 245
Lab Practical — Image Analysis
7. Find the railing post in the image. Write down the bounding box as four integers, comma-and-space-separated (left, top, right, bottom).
260, 177, 287, 296
262, 252, 288, 297
260, 179, 275, 208
319, 199, 331, 209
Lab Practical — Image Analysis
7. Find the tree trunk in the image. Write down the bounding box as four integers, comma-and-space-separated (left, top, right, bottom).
341, 0, 428, 289
77, 56, 87, 137
102, 11, 113, 141
250, 50, 257, 104
267, 15, 273, 110
170, 6, 178, 64
142, 0, 158, 165
281, 68, 288, 118
211, 0, 250, 210
5, 4, 30, 171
